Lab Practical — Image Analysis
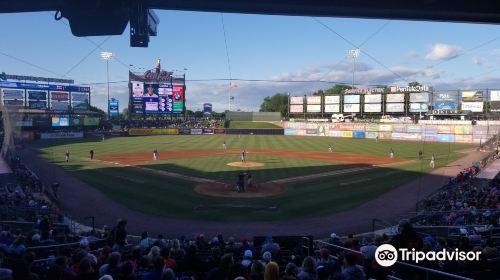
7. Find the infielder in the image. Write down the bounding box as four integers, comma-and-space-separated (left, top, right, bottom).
223, 140, 227, 150
430, 154, 435, 168
153, 149, 159, 160
65, 150, 70, 162
389, 148, 394, 159
328, 144, 333, 153
418, 150, 423, 160
90, 149, 94, 160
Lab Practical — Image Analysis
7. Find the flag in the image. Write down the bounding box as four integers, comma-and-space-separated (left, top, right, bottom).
155, 59, 161, 73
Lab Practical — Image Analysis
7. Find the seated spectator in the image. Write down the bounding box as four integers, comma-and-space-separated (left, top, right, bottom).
143, 256, 171, 280
261, 251, 272, 265
249, 260, 264, 280
75, 257, 98, 280
98, 252, 121, 278
241, 249, 253, 269
8, 236, 26, 255
264, 261, 279, 280
139, 231, 152, 251
206, 253, 233, 280
298, 256, 316, 280
340, 253, 365, 280
261, 236, 280, 255
0, 252, 13, 280
283, 263, 299, 280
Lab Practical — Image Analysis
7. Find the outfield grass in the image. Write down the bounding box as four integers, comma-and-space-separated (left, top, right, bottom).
34, 135, 473, 221
228, 121, 282, 129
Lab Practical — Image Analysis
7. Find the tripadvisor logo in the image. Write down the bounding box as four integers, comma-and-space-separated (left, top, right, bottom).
375, 244, 481, 267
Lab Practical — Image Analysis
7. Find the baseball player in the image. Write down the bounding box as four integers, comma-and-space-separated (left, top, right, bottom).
375, 135, 379, 142
430, 154, 435, 168
102, 134, 105, 142
89, 149, 94, 160
65, 150, 70, 162
418, 150, 423, 160
241, 149, 246, 162
223, 140, 227, 150
328, 144, 333, 153
389, 147, 394, 159
153, 149, 159, 160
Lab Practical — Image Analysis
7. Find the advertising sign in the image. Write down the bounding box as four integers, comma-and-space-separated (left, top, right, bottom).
83, 117, 100, 126
290, 96, 304, 104
343, 103, 360, 112
406, 125, 422, 133
454, 125, 472, 135
409, 92, 429, 103
28, 101, 47, 109
172, 85, 184, 113
132, 81, 144, 97
328, 130, 342, 137
352, 131, 366, 138
27, 90, 47, 100
40, 132, 83, 139
366, 124, 380, 131
438, 125, 453, 134
437, 134, 455, 143
461, 102, 483, 112
290, 104, 304, 113
455, 135, 473, 143
306, 96, 321, 104
410, 103, 428, 112
461, 90, 484, 102
2, 88, 24, 100
392, 125, 406, 133
324, 95, 340, 104
341, 131, 353, 138
379, 124, 393, 132
366, 132, 379, 139
72, 92, 89, 111
128, 128, 179, 136
490, 101, 500, 112
491, 90, 500, 101
307, 104, 321, 112
51, 116, 69, 127
344, 95, 360, 103
364, 103, 381, 113
386, 103, 405, 112
434, 101, 457, 110
190, 129, 203, 135
203, 103, 212, 116
364, 94, 382, 103
109, 100, 119, 116
386, 93, 405, 103
324, 104, 340, 113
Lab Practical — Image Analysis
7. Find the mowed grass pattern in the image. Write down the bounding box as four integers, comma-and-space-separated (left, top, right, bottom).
34, 135, 472, 221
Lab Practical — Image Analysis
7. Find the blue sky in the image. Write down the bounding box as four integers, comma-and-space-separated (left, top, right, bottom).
1, 11, 500, 112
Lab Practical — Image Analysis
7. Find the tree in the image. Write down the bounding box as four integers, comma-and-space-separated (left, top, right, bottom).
120, 108, 129, 120
88, 105, 106, 118
408, 81, 421, 87
313, 85, 353, 96
259, 93, 288, 116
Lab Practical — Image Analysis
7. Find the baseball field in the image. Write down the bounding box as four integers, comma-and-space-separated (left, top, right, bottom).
33, 135, 472, 221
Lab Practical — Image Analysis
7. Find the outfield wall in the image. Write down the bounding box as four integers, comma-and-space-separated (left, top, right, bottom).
283, 122, 500, 143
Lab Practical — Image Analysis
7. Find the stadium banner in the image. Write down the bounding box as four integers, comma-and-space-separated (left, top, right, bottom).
339, 123, 365, 131
423, 125, 438, 135
40, 132, 84, 139
343, 103, 360, 113
190, 128, 203, 135
214, 128, 225, 134
290, 104, 304, 113
2, 88, 24, 100
352, 131, 366, 138
386, 103, 405, 112
491, 90, 500, 101
472, 126, 489, 135
409, 92, 429, 103
461, 90, 484, 102
128, 128, 179, 136
455, 134, 473, 143
28, 101, 47, 110
285, 122, 307, 129
437, 134, 455, 142
15, 120, 33, 127
178, 128, 191, 135
434, 101, 457, 110
490, 101, 500, 112
306, 96, 321, 104
454, 125, 472, 135
461, 102, 483, 112
379, 124, 393, 132
410, 103, 428, 112
437, 125, 454, 134
423, 135, 437, 141
488, 126, 500, 135
406, 125, 422, 133
386, 93, 405, 103
365, 124, 380, 131
435, 91, 456, 101
328, 130, 342, 137
324, 104, 340, 113
391, 132, 422, 141
83, 117, 100, 126
71, 92, 90, 111
324, 95, 340, 104
392, 125, 406, 133
317, 124, 329, 136
202, 128, 214, 134
290, 96, 304, 104
305, 123, 319, 129
343, 95, 360, 103
306, 129, 318, 136
341, 131, 353, 138
307, 104, 321, 113
27, 90, 47, 100
203, 103, 212, 117
329, 123, 341, 130
51, 116, 69, 127
284, 129, 296, 136
365, 131, 379, 139
364, 94, 382, 103
364, 103, 381, 113
379, 132, 392, 139
295, 129, 306, 136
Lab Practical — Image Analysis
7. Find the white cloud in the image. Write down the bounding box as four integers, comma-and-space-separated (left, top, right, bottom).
472, 56, 483, 65
406, 51, 419, 58
425, 43, 462, 61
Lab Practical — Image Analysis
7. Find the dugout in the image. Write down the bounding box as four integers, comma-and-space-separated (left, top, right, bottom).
226, 111, 281, 122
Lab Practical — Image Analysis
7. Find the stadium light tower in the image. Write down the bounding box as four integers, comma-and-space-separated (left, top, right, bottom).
347, 48, 360, 89
100, 51, 114, 119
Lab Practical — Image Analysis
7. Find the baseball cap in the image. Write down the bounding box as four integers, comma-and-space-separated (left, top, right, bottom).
263, 251, 272, 261
244, 250, 252, 258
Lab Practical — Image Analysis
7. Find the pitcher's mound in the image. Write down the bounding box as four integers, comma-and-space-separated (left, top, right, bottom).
227, 161, 264, 168
195, 182, 284, 198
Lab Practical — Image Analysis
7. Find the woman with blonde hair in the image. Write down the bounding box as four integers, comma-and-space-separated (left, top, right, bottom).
264, 261, 279, 280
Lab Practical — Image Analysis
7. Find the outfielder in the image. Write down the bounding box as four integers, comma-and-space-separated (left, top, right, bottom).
223, 140, 227, 150
389, 147, 394, 159
153, 149, 159, 160
328, 144, 333, 153
430, 154, 435, 168
65, 150, 70, 162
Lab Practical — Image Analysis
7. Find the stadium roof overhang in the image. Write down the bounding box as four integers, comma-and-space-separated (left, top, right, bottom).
1, 0, 500, 47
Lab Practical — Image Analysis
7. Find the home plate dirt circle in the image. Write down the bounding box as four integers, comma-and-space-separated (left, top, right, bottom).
195, 182, 284, 198
227, 161, 264, 168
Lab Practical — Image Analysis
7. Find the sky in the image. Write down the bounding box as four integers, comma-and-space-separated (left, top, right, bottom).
1, 10, 500, 112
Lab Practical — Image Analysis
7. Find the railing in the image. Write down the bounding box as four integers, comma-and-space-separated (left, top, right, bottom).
314, 240, 474, 280
372, 218, 396, 233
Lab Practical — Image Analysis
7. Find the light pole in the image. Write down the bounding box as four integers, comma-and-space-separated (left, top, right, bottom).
347, 49, 360, 89
100, 51, 113, 119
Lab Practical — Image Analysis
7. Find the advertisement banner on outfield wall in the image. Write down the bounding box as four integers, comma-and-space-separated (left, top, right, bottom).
379, 124, 393, 132
190, 129, 203, 135
352, 131, 366, 138
437, 125, 454, 134
203, 129, 214, 134
128, 128, 179, 136
437, 134, 455, 142
306, 129, 318, 135
386, 103, 405, 112
295, 129, 306, 136
339, 123, 365, 131
392, 125, 406, 133
454, 125, 472, 135
379, 132, 392, 139
422, 126, 438, 135
285, 122, 307, 129
284, 129, 296, 135
329, 130, 342, 137
365, 132, 379, 139
472, 126, 489, 135
214, 128, 225, 134
305, 123, 319, 129
179, 128, 191, 134
455, 135, 473, 143
391, 133, 421, 141
365, 124, 380, 131
386, 94, 405, 103
329, 123, 341, 130
324, 104, 340, 113
317, 124, 329, 136
324, 95, 340, 104
423, 135, 437, 141
406, 125, 422, 133
40, 132, 84, 139
341, 131, 353, 138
